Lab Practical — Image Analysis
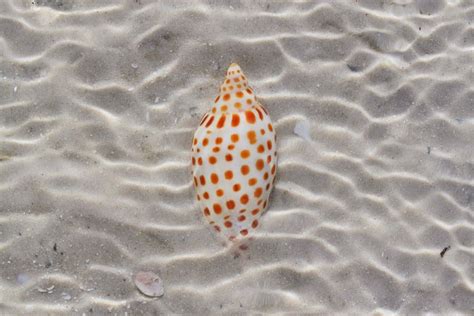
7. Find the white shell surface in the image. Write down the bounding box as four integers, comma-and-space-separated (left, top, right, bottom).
134, 271, 164, 297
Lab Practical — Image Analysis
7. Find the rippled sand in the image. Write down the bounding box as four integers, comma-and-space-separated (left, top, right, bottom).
0, 0, 473, 314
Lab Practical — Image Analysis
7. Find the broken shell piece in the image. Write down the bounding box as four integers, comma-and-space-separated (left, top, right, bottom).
134, 271, 164, 297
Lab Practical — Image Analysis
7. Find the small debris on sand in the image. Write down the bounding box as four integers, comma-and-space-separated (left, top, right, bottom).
38, 285, 55, 293
134, 271, 164, 297
294, 120, 311, 141
440, 245, 451, 258
61, 292, 72, 300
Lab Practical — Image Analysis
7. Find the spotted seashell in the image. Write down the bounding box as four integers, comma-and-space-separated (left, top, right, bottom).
191, 63, 277, 243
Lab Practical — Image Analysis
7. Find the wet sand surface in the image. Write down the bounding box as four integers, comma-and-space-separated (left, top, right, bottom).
0, 0, 473, 314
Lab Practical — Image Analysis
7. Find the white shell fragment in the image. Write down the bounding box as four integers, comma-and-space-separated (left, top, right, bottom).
134, 271, 164, 297
294, 120, 311, 141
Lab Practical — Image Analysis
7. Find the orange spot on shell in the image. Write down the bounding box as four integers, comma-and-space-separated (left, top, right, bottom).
257, 144, 265, 153
241, 165, 250, 175
249, 178, 257, 186
256, 159, 264, 170
199, 175, 206, 185
255, 107, 264, 120
205, 115, 215, 127
204, 207, 210, 216
203, 138, 209, 146
254, 187, 263, 198
217, 115, 226, 128
268, 123, 273, 132
231, 114, 240, 127
193, 176, 198, 186
252, 220, 259, 228
209, 156, 217, 164
211, 173, 219, 184
271, 164, 276, 175
231, 134, 239, 143
264, 172, 269, 180
246, 88, 252, 94
247, 130, 257, 144
203, 192, 210, 199
233, 183, 241, 192
223, 94, 230, 101
200, 114, 209, 126
240, 194, 249, 205
198, 157, 203, 165
240, 229, 248, 236
192, 157, 196, 165
216, 189, 224, 197
224, 221, 233, 228
235, 102, 242, 109
241, 150, 250, 159
225, 154, 233, 161
228, 144, 235, 150
215, 137, 223, 144
226, 200, 236, 210
213, 146, 220, 153
267, 140, 273, 150
236, 91, 244, 98
251, 208, 260, 215
267, 155, 272, 163
238, 215, 246, 222
213, 203, 222, 214
221, 105, 228, 112
245, 111, 256, 124
225, 170, 233, 180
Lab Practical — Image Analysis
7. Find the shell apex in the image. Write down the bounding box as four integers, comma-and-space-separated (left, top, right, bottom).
213, 63, 256, 114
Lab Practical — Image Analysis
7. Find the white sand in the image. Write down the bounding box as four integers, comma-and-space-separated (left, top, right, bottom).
0, 0, 473, 314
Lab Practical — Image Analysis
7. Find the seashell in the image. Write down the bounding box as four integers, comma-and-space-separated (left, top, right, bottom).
134, 271, 164, 297
191, 63, 277, 243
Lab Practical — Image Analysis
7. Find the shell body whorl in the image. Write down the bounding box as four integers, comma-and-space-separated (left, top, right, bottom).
192, 64, 277, 242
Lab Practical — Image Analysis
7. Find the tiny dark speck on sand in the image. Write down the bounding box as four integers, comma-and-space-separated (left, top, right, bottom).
440, 245, 451, 258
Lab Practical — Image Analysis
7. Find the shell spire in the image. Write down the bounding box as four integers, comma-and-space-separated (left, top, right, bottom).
212, 63, 257, 115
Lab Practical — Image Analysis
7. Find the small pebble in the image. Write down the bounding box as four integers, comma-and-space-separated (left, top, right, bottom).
134, 271, 164, 297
